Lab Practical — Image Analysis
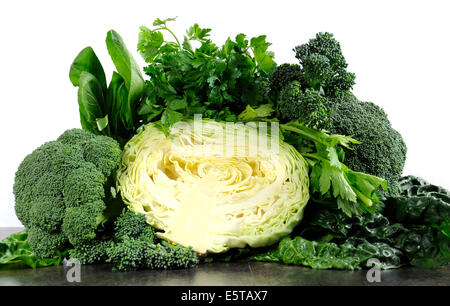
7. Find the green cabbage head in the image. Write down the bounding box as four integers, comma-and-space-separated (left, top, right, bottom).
118, 120, 309, 254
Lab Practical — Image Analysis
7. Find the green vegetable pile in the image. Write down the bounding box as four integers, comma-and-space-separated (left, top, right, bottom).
1, 17, 448, 272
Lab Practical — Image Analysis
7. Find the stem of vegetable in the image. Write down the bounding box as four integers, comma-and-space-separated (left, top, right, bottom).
159, 26, 182, 50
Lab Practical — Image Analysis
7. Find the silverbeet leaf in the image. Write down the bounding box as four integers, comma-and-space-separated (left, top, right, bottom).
246, 236, 403, 270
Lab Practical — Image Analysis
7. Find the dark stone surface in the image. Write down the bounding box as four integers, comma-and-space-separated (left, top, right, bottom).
1, 227, 449, 286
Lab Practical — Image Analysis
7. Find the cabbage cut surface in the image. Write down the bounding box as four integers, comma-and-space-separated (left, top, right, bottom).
118, 120, 309, 253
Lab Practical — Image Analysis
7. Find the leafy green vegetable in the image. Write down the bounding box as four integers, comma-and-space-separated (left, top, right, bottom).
106, 30, 145, 130
384, 176, 450, 266
0, 229, 67, 270
247, 236, 403, 270
69, 47, 107, 91
70, 30, 145, 146
286, 175, 450, 269
281, 121, 387, 216
137, 17, 276, 132
77, 71, 106, 134
328, 93, 407, 195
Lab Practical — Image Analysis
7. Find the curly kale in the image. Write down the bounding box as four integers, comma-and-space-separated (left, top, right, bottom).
13, 129, 123, 258
294, 32, 355, 96
277, 81, 330, 130
327, 93, 407, 195
219, 176, 449, 270
297, 175, 450, 268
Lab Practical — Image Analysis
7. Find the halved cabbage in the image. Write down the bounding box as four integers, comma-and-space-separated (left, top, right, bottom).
117, 120, 309, 254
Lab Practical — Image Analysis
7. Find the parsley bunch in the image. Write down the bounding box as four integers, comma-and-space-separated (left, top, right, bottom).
137, 17, 276, 132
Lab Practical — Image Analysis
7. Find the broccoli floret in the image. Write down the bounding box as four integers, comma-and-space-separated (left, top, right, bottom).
57, 128, 96, 146
62, 201, 108, 246
84, 135, 123, 177
144, 241, 199, 270
33, 172, 65, 198
69, 238, 114, 264
13, 128, 123, 258
270, 63, 303, 93
113, 209, 150, 240
278, 81, 330, 130
106, 237, 147, 271
328, 93, 407, 195
29, 196, 65, 232
27, 226, 68, 258
72, 208, 198, 271
106, 238, 199, 271
294, 32, 356, 96
63, 163, 105, 207
301, 54, 332, 91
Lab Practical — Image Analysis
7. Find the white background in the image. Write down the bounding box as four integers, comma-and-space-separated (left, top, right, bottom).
1, 0, 449, 227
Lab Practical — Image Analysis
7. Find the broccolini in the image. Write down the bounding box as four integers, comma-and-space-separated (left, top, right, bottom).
71, 209, 199, 271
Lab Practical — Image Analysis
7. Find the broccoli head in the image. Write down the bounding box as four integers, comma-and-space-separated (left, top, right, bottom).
13, 128, 123, 258
294, 32, 356, 96
328, 93, 407, 195
270, 63, 303, 93
278, 81, 330, 130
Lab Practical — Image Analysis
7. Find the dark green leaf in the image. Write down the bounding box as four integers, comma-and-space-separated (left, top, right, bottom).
246, 236, 402, 270
137, 27, 164, 62
167, 99, 187, 110
106, 30, 145, 107
161, 108, 183, 128
69, 47, 107, 92
77, 71, 105, 134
